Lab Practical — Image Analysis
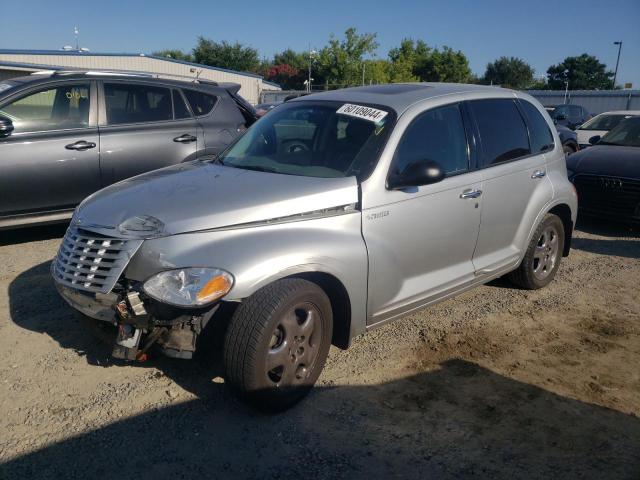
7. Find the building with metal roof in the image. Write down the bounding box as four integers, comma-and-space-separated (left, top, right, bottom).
0, 49, 280, 104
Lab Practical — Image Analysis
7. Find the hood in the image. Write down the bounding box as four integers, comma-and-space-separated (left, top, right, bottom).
566, 145, 640, 178
75, 161, 359, 236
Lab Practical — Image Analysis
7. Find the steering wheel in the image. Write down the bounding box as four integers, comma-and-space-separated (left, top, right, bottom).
282, 141, 310, 154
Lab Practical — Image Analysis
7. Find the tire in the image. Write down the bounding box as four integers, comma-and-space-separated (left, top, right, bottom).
223, 278, 333, 411
509, 213, 565, 290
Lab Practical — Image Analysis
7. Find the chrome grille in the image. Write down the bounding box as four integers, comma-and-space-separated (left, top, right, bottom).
52, 227, 143, 294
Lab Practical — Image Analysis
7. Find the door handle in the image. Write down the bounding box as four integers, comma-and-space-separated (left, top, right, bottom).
65, 140, 96, 151
173, 134, 197, 143
531, 170, 546, 179
460, 189, 482, 199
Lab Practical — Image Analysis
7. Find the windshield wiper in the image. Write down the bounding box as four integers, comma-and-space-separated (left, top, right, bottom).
232, 165, 279, 173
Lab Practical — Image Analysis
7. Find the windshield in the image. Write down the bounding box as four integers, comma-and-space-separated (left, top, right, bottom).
598, 117, 640, 147
580, 114, 633, 131
218, 101, 394, 179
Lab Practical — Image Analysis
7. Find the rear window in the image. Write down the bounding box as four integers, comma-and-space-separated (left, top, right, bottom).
104, 83, 173, 125
469, 99, 531, 166
520, 100, 554, 153
183, 89, 217, 116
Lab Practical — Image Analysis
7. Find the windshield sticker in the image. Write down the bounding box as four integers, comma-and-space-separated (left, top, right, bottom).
337, 104, 388, 123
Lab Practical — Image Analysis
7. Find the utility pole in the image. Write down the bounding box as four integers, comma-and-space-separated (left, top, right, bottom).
308, 46, 316, 93
362, 61, 366, 86
613, 41, 623, 89
74, 26, 79, 51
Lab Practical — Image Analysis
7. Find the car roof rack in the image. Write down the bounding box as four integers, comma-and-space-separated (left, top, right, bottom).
30, 69, 219, 85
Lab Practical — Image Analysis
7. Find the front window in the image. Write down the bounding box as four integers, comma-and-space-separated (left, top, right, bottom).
218, 101, 394, 179
580, 114, 633, 131
0, 83, 90, 133
598, 117, 640, 147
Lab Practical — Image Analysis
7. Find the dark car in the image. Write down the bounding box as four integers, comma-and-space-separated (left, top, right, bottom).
546, 104, 591, 130
556, 123, 579, 155
566, 116, 640, 222
0, 71, 258, 229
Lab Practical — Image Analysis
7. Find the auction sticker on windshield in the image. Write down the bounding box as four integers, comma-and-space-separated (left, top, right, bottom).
337, 104, 388, 123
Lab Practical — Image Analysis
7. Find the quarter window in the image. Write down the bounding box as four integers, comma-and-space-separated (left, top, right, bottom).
393, 104, 469, 176
0, 83, 90, 133
104, 83, 173, 125
183, 89, 217, 116
520, 100, 554, 153
469, 99, 531, 166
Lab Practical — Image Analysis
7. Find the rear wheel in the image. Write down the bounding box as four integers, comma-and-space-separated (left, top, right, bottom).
509, 213, 564, 290
223, 278, 332, 411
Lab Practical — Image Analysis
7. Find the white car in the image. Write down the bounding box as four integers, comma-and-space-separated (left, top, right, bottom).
576, 110, 640, 148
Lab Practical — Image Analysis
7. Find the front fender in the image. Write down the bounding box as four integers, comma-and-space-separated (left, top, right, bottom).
124, 212, 369, 338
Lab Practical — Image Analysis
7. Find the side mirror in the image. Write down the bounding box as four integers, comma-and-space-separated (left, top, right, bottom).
387, 160, 445, 190
0, 115, 14, 138
589, 135, 601, 145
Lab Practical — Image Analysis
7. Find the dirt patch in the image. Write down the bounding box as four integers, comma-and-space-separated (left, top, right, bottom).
0, 218, 639, 479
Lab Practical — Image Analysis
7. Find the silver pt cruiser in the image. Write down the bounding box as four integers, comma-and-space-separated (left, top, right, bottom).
53, 83, 577, 410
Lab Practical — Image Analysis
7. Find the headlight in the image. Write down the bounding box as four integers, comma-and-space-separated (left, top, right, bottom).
143, 268, 234, 307
118, 215, 165, 238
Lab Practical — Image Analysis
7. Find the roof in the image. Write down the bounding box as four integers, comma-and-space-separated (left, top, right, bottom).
293, 83, 509, 114
593, 110, 640, 115
0, 70, 241, 93
0, 48, 267, 81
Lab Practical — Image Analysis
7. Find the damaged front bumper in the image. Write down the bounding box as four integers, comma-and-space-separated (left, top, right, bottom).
54, 277, 217, 361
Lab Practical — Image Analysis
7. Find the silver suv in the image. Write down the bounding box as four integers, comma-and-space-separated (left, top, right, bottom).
52, 83, 577, 411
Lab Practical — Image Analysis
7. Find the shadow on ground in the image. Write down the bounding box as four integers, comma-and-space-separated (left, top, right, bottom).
572, 217, 640, 259
0, 223, 68, 246
5, 262, 640, 479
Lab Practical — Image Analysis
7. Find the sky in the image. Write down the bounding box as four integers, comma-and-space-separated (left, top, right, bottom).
1, 0, 639, 86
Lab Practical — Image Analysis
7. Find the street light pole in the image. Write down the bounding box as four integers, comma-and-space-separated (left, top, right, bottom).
613, 41, 622, 89
308, 47, 316, 93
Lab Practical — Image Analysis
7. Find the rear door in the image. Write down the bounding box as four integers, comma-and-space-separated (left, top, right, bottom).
0, 80, 100, 217
183, 88, 247, 156
468, 98, 554, 275
98, 81, 199, 185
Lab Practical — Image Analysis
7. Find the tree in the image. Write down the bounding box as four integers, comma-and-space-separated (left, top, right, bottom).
364, 59, 392, 84
264, 63, 306, 90
388, 39, 420, 82
152, 49, 193, 62
315, 27, 379, 88
419, 46, 471, 83
387, 39, 471, 83
547, 54, 614, 90
482, 56, 534, 88
273, 49, 308, 72
193, 37, 260, 73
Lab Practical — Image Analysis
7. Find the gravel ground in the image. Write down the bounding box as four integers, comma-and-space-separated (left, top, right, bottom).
0, 218, 638, 480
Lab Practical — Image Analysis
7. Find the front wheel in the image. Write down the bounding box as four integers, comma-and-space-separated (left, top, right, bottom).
223, 278, 333, 411
509, 213, 565, 290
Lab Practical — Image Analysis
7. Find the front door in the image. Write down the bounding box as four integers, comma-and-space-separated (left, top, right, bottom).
363, 103, 482, 325
98, 81, 199, 185
0, 81, 100, 217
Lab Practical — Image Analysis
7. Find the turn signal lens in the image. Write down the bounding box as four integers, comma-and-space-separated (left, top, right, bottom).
196, 274, 233, 303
